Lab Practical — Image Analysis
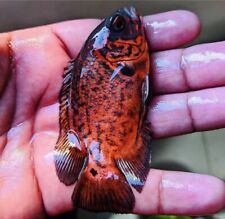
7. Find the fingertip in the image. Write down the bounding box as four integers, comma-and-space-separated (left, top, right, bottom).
180, 10, 201, 42
204, 176, 225, 213
160, 172, 225, 215
134, 170, 225, 215
143, 10, 201, 51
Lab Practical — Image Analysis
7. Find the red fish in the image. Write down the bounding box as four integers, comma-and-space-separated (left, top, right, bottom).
54, 6, 151, 212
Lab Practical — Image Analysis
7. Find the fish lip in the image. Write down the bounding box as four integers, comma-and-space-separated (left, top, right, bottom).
106, 6, 141, 29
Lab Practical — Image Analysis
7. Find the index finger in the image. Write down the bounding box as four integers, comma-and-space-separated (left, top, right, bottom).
52, 10, 201, 58
143, 10, 201, 51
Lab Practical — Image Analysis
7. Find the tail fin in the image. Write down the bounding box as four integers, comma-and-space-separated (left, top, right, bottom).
72, 169, 135, 213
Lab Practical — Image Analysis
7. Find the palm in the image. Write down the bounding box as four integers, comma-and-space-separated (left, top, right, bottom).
0, 11, 224, 218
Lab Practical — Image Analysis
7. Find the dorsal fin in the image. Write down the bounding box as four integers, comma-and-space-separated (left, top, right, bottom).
54, 58, 87, 185
58, 59, 76, 132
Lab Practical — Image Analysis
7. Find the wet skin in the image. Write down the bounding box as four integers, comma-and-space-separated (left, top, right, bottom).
0, 10, 225, 218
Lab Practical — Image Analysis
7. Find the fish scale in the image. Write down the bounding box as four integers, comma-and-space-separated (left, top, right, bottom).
54, 6, 151, 213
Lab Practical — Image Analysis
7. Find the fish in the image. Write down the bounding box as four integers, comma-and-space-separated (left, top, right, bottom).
54, 6, 151, 213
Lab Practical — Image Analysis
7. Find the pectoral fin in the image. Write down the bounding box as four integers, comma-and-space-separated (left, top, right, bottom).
54, 131, 87, 185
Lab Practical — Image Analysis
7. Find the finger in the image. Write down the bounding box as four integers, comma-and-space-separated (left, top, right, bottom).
0, 120, 45, 218
152, 41, 225, 94
33, 128, 225, 216
148, 87, 225, 138
0, 33, 10, 95
143, 10, 201, 51
52, 10, 200, 58
51, 19, 101, 58
1, 26, 70, 127
134, 169, 225, 215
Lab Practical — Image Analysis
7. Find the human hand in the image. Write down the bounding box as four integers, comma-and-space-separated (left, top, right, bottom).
0, 10, 224, 218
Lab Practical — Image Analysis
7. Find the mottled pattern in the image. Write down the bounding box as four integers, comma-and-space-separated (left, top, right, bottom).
54, 6, 151, 213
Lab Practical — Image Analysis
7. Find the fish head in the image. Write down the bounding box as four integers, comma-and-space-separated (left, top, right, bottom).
85, 6, 150, 81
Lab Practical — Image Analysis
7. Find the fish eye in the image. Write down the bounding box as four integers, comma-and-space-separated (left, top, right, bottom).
111, 15, 126, 32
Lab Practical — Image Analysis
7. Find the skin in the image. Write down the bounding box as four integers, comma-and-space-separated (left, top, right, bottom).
0, 10, 225, 218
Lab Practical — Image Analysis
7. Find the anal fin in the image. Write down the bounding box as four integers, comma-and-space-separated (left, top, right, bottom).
116, 158, 149, 192
54, 131, 87, 185
116, 123, 151, 193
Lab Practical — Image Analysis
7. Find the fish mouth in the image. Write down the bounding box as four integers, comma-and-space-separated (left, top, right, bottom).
122, 6, 140, 20
118, 6, 141, 25
108, 6, 141, 29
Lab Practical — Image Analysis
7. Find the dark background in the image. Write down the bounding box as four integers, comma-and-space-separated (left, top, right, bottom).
1, 0, 225, 45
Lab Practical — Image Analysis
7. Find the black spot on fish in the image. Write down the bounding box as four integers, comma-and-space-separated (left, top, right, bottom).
113, 111, 123, 117
128, 109, 135, 118
121, 65, 135, 76
92, 87, 98, 92
90, 168, 98, 176
100, 47, 108, 57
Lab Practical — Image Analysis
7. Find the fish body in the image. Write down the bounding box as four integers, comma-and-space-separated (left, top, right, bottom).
54, 6, 151, 212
